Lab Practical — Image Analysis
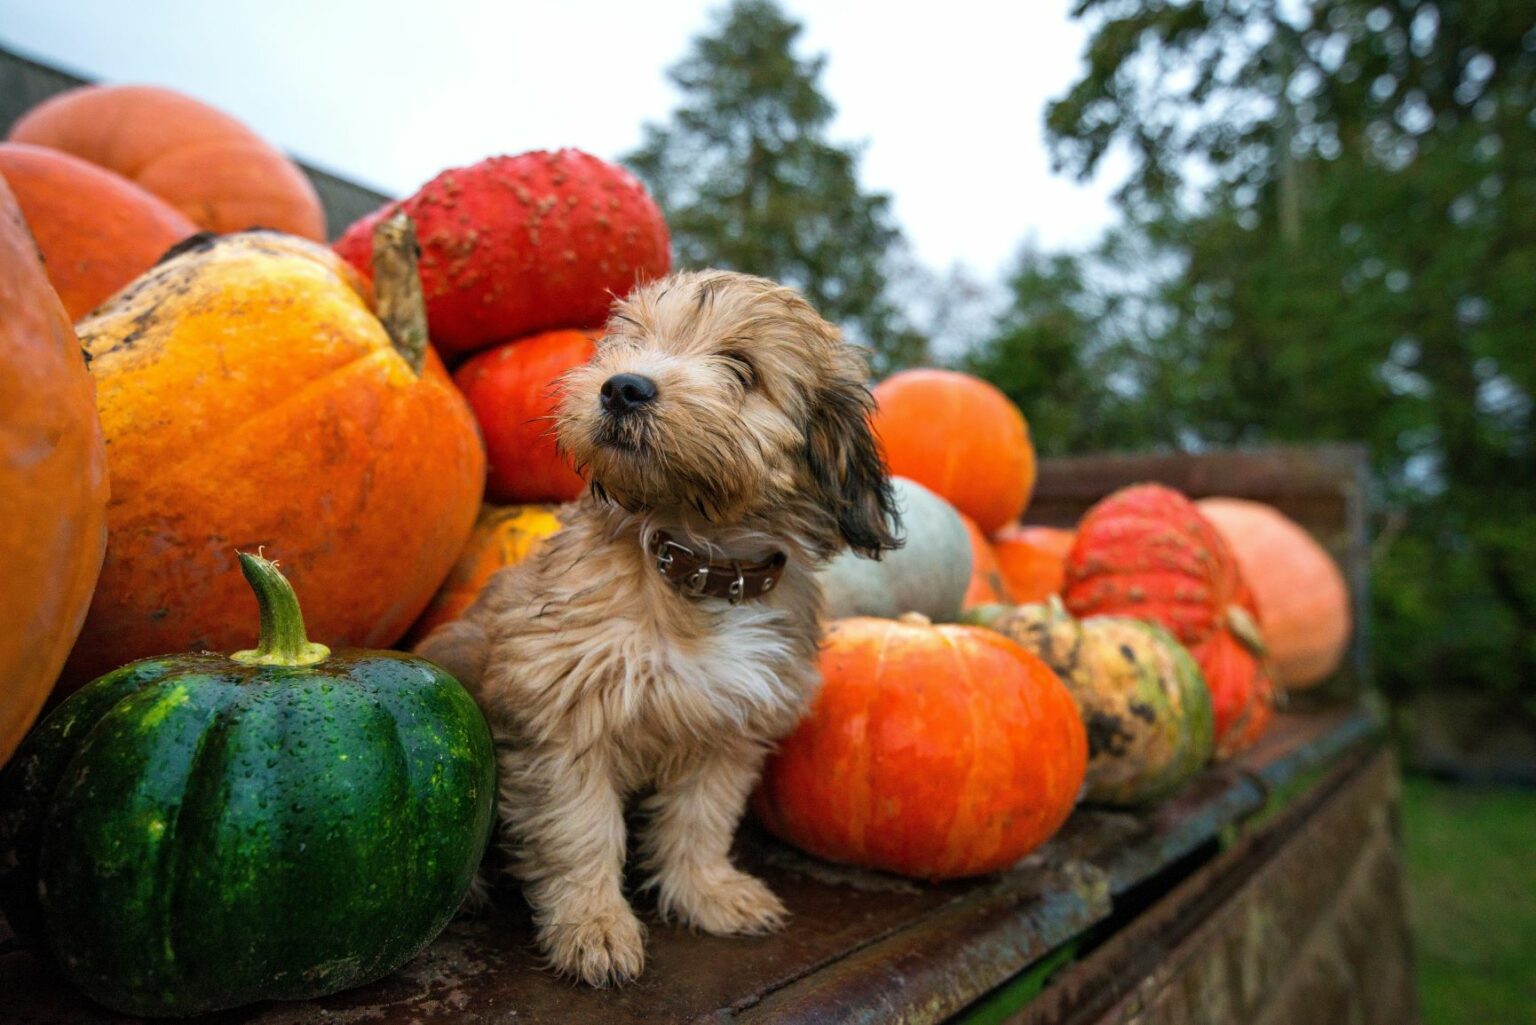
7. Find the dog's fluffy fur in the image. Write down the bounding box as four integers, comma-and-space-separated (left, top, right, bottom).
416, 270, 899, 986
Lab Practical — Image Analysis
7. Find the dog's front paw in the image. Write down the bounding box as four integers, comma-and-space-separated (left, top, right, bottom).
671, 870, 789, 937
541, 908, 647, 987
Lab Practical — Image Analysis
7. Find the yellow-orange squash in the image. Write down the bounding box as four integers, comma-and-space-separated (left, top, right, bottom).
0, 176, 109, 763
407, 504, 565, 644
754, 615, 1086, 879
872, 369, 1036, 534
0, 142, 198, 319
9, 85, 325, 240
1196, 498, 1352, 689
61, 223, 484, 688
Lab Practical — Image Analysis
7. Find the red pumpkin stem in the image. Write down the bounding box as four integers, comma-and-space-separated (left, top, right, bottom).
231, 552, 331, 668
371, 210, 429, 377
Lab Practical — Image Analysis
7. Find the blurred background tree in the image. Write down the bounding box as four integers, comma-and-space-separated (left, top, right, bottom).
1022, 0, 1535, 707
625, 0, 926, 374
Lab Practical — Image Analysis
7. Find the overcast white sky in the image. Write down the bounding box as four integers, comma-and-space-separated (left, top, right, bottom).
0, 0, 1126, 280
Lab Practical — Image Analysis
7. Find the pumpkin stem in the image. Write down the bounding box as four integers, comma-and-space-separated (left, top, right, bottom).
1225, 604, 1269, 658
897, 612, 933, 627
371, 210, 429, 377
231, 552, 331, 668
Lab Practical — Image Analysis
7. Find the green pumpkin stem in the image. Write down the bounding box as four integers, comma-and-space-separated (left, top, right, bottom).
231, 552, 331, 668
371, 210, 429, 377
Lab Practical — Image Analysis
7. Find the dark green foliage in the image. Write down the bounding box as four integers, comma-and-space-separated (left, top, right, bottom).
988, 0, 1536, 701
0, 650, 497, 1017
625, 0, 924, 374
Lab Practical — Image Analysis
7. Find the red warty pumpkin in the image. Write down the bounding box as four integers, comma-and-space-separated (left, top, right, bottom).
0, 143, 198, 320
453, 329, 600, 503
992, 525, 1074, 604
1197, 498, 1352, 689
0, 175, 109, 764
335, 150, 670, 357
871, 369, 1037, 534
9, 84, 325, 239
1063, 483, 1274, 757
754, 615, 1086, 879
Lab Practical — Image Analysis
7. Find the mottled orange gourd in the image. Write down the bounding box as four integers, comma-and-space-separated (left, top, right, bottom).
871, 369, 1037, 534
960, 512, 1013, 608
0, 143, 198, 320
992, 525, 1074, 604
1063, 483, 1274, 758
1197, 497, 1352, 689
61, 227, 483, 689
754, 615, 1087, 879
0, 177, 109, 763
453, 330, 601, 503
406, 504, 566, 644
9, 85, 325, 239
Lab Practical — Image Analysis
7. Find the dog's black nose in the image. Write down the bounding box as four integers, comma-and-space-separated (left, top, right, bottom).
600, 373, 658, 416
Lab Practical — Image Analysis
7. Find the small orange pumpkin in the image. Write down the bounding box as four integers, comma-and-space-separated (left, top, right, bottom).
960, 512, 1013, 608
0, 175, 109, 763
62, 217, 483, 689
1197, 498, 1351, 689
0, 143, 198, 319
406, 504, 566, 644
9, 85, 325, 240
871, 369, 1036, 534
754, 614, 1086, 879
992, 525, 1074, 604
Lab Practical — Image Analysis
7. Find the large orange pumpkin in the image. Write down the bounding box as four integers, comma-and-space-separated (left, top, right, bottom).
61, 217, 484, 688
9, 85, 325, 240
1063, 484, 1274, 758
0, 176, 109, 763
992, 525, 1074, 604
754, 615, 1086, 879
871, 369, 1036, 534
960, 512, 1013, 608
453, 329, 600, 503
1196, 498, 1352, 689
0, 143, 198, 320
406, 503, 566, 644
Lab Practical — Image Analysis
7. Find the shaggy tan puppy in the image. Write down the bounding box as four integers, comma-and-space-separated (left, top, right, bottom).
417, 269, 899, 986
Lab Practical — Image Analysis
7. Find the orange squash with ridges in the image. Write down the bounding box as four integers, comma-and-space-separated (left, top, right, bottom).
62, 220, 483, 689
0, 176, 109, 763
754, 615, 1086, 879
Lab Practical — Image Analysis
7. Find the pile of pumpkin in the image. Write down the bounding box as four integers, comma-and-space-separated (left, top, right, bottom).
0, 81, 1351, 1016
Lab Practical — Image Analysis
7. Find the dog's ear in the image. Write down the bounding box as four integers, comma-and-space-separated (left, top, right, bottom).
805, 348, 903, 559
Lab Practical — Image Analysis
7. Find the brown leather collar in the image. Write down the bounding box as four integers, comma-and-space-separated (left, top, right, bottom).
647, 531, 788, 604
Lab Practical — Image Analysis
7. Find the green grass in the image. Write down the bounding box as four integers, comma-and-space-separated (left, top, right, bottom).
1400, 773, 1536, 1025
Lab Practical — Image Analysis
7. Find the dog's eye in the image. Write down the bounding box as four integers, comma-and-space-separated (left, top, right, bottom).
719, 351, 756, 389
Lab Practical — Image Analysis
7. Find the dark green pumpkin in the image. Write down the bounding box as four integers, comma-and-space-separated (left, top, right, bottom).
0, 553, 496, 1017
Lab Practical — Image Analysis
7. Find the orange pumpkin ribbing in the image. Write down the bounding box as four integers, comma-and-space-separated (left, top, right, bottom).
755, 616, 1085, 879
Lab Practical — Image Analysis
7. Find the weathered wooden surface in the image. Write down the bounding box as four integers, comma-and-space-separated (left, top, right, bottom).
1, 708, 1382, 1025
1006, 748, 1416, 1025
